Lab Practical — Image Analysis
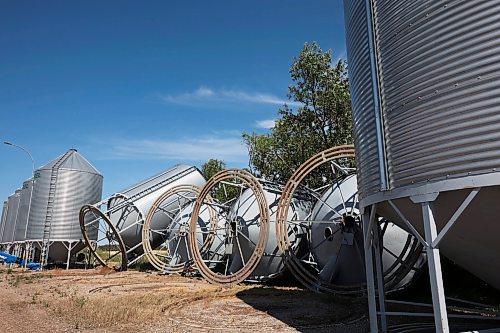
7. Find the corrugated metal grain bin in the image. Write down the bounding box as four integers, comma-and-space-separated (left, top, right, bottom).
2, 190, 21, 244
0, 201, 8, 245
344, 0, 500, 289
106, 164, 205, 257
26, 149, 103, 262
14, 178, 33, 242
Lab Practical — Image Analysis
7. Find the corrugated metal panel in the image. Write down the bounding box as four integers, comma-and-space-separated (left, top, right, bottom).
25, 169, 51, 240
40, 149, 100, 174
345, 0, 500, 195
26, 150, 103, 241
14, 179, 33, 242
343, 0, 382, 199
107, 165, 206, 255
3, 190, 21, 243
0, 201, 8, 243
117, 165, 196, 198
49, 169, 102, 240
388, 1, 500, 189
380, 0, 500, 188
344, 0, 500, 293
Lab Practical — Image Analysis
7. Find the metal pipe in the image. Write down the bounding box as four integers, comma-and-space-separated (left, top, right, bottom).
364, 0, 388, 190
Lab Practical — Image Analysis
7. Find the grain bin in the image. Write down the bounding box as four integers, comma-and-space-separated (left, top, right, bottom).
188, 169, 272, 285
141, 185, 225, 273
166, 200, 225, 273
14, 178, 33, 242
0, 200, 7, 248
25, 149, 103, 266
2, 190, 21, 246
188, 170, 312, 285
80, 164, 205, 270
307, 175, 424, 291
226, 183, 311, 282
275, 146, 425, 294
344, 0, 500, 330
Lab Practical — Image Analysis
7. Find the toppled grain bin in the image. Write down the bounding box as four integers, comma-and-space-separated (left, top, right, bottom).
80, 164, 205, 270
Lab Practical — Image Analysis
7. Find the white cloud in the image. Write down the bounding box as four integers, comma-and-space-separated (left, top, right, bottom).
99, 133, 248, 164
194, 86, 215, 97
255, 119, 276, 129
160, 86, 301, 107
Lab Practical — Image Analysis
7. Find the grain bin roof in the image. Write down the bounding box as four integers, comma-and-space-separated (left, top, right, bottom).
38, 149, 101, 175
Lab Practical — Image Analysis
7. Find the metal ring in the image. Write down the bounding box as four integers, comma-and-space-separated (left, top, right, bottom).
188, 169, 270, 285
79, 204, 127, 271
142, 184, 215, 273
276, 145, 423, 294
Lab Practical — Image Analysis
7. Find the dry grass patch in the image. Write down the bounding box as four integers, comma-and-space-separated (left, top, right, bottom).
43, 276, 252, 330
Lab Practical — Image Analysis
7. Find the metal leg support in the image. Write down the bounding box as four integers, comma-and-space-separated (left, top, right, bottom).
87, 244, 96, 269
66, 242, 73, 270
23, 243, 29, 271
421, 202, 449, 333
363, 207, 379, 333
373, 220, 388, 332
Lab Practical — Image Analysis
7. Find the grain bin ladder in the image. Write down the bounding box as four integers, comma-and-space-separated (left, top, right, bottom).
39, 150, 73, 267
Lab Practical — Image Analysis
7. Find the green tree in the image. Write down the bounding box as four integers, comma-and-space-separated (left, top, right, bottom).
201, 159, 226, 180
200, 159, 240, 204
243, 42, 352, 182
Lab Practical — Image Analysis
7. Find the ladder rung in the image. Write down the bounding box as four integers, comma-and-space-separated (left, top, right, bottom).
39, 151, 74, 266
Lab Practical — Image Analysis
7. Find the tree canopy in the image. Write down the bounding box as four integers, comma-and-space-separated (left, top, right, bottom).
201, 159, 226, 180
200, 158, 241, 203
243, 42, 353, 182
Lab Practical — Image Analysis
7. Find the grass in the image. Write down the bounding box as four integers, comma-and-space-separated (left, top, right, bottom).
0, 269, 251, 330
74, 296, 88, 308
7, 273, 46, 287
38, 276, 249, 330
95, 249, 122, 264
128, 256, 155, 272
30, 292, 40, 304
1, 269, 366, 332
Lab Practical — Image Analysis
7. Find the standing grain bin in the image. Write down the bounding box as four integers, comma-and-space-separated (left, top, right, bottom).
0, 200, 7, 250
14, 178, 33, 242
11, 178, 34, 258
344, 0, 500, 331
80, 164, 205, 270
2, 190, 21, 250
25, 149, 103, 267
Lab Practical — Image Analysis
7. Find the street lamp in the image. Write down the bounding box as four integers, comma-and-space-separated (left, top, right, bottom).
4, 140, 36, 270
4, 141, 35, 176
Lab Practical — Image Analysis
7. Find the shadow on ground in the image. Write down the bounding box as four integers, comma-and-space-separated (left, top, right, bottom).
235, 286, 368, 333
235, 260, 500, 333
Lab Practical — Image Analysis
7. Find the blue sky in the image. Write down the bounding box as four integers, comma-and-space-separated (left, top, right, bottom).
0, 1, 347, 200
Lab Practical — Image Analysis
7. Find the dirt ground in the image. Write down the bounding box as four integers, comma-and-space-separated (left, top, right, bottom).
0, 267, 369, 333
2, 266, 498, 332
